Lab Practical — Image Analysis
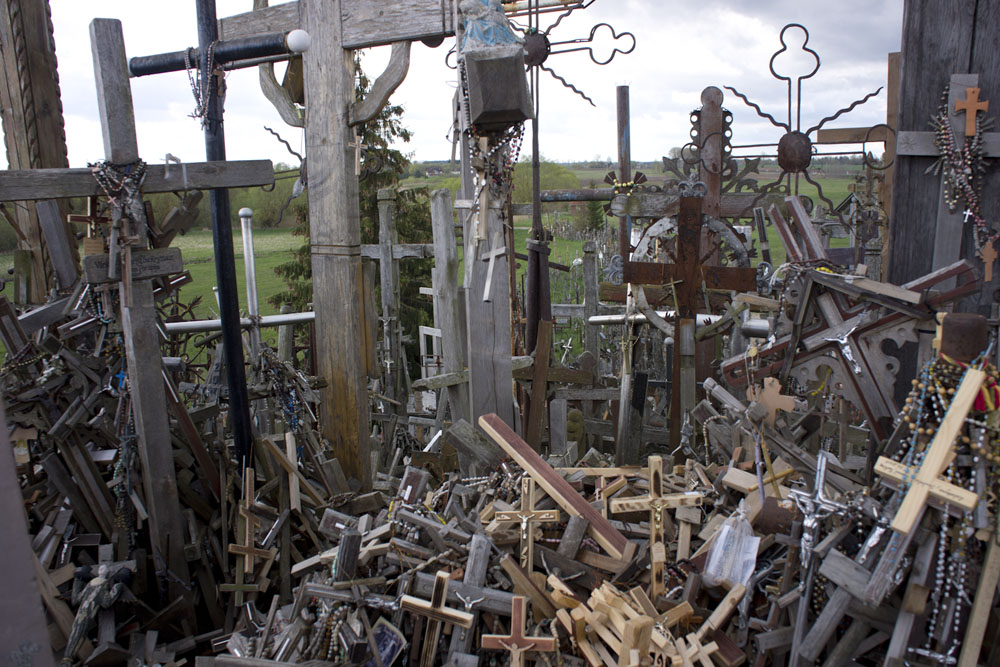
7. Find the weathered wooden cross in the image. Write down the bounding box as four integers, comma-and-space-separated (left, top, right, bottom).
481, 595, 558, 667
400, 570, 475, 667
495, 476, 561, 571
609, 455, 702, 601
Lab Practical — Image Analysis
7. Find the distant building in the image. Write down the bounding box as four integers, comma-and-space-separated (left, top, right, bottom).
426, 167, 444, 176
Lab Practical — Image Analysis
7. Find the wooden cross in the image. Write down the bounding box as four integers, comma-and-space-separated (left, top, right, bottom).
479, 231, 508, 302
495, 477, 561, 571
228, 468, 275, 576
981, 239, 997, 281
481, 595, 557, 667
609, 455, 702, 601
746, 376, 796, 426
400, 570, 474, 667
875, 367, 984, 535
66, 195, 110, 253
955, 86, 989, 137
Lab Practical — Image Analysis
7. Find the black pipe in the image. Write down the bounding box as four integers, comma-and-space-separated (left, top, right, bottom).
196, 0, 254, 470
129, 32, 290, 77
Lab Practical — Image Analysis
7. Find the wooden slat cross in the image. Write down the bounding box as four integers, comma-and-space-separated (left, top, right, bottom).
876, 367, 984, 534
481, 595, 557, 667
479, 232, 507, 302
400, 570, 474, 667
227, 468, 274, 575
495, 477, 561, 571
955, 86, 989, 137
609, 455, 702, 600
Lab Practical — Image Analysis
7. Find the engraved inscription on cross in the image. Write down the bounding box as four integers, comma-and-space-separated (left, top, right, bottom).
609, 455, 702, 601
494, 476, 561, 571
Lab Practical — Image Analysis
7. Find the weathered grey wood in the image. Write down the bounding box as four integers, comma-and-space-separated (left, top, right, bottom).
610, 191, 759, 219
896, 130, 1000, 156
448, 532, 490, 656
412, 571, 514, 617
90, 19, 137, 165
442, 418, 503, 476
431, 188, 469, 423
91, 17, 190, 599
549, 397, 567, 455
360, 243, 434, 260
557, 515, 588, 559
582, 240, 599, 361
349, 40, 410, 126
377, 189, 403, 407
82, 247, 182, 284
302, 0, 370, 486
818, 549, 871, 601
0, 402, 56, 667
334, 528, 362, 582
35, 199, 79, 290
0, 160, 274, 201
218, 0, 456, 50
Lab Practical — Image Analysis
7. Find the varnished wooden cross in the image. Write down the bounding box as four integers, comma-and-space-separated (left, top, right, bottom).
400, 570, 474, 667
495, 477, 561, 571
481, 595, 557, 667
955, 86, 989, 137
981, 239, 997, 282
875, 368, 984, 534
609, 455, 702, 601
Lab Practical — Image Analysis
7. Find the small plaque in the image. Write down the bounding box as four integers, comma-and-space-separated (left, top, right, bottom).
83, 247, 183, 284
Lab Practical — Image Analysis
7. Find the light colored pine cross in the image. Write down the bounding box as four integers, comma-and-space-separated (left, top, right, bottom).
955, 86, 989, 137
875, 368, 984, 534
495, 477, 561, 571
481, 595, 558, 667
227, 468, 275, 575
609, 456, 702, 600
400, 570, 474, 667
747, 376, 797, 426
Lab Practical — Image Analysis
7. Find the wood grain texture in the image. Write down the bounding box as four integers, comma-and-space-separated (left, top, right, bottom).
89, 19, 137, 163
302, 0, 371, 486
348, 40, 410, 126
431, 188, 469, 423
0, 160, 274, 201
479, 413, 630, 559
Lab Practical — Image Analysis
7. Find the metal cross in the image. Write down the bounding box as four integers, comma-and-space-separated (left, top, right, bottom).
789, 451, 846, 577
822, 324, 863, 375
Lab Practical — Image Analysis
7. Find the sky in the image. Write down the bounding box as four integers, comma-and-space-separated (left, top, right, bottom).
10, 0, 904, 171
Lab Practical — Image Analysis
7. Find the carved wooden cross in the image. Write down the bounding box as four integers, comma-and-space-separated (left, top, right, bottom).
481, 595, 557, 667
609, 455, 702, 601
955, 86, 989, 137
400, 570, 474, 667
495, 477, 561, 571
875, 367, 984, 535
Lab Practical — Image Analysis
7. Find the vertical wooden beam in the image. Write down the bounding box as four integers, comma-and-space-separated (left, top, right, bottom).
378, 188, 402, 407
525, 319, 552, 449
301, 0, 370, 486
89, 17, 190, 598
582, 240, 599, 362
430, 188, 469, 423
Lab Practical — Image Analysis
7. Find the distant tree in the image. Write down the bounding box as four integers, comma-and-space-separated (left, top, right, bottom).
667, 146, 683, 159
573, 182, 607, 232
511, 158, 580, 204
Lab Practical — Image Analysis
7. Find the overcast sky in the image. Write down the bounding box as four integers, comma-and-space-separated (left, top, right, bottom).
12, 0, 903, 171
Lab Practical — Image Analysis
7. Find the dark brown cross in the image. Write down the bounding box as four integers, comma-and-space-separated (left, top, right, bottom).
625, 195, 757, 446
955, 86, 989, 137
481, 595, 557, 667
66, 195, 109, 226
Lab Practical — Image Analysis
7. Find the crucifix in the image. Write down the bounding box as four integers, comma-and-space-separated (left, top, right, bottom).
66, 196, 110, 256
400, 570, 475, 667
481, 595, 558, 667
494, 477, 561, 571
609, 455, 702, 601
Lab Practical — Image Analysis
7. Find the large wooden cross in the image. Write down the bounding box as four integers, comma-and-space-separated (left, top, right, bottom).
400, 570, 475, 667
481, 595, 557, 667
609, 455, 702, 601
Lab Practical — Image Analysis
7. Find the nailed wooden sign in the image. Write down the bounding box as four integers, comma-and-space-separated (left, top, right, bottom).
82, 248, 183, 284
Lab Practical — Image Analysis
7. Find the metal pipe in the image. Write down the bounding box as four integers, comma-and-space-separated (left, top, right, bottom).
129, 31, 300, 77
197, 0, 253, 469
165, 311, 315, 335
239, 207, 262, 359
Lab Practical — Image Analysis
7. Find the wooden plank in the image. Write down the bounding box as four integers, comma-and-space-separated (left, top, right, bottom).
610, 191, 759, 219
479, 414, 631, 559
82, 248, 183, 284
0, 160, 275, 201
957, 538, 1000, 667
430, 189, 469, 422
90, 19, 137, 163
302, 0, 371, 486
218, 2, 300, 41
35, 200, 79, 290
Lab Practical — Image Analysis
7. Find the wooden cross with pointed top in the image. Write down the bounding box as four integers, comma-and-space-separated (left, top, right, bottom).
955, 86, 989, 137
609, 455, 702, 601
400, 570, 474, 667
495, 477, 561, 571
481, 595, 558, 667
875, 367, 984, 535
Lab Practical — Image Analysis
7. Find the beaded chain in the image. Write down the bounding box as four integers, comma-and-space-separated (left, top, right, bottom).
932, 86, 996, 257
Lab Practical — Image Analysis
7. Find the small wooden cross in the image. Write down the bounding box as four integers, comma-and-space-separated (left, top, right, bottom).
67, 195, 110, 255
747, 376, 796, 426
400, 570, 474, 667
609, 456, 702, 601
495, 477, 561, 571
955, 86, 989, 137
675, 633, 719, 667
980, 239, 997, 282
228, 468, 275, 574
481, 595, 557, 667
479, 232, 507, 302
876, 368, 985, 535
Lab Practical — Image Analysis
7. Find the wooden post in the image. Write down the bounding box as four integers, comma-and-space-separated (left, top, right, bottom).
430, 188, 469, 423
378, 188, 403, 407
89, 18, 190, 600
582, 240, 599, 362
301, 0, 371, 486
